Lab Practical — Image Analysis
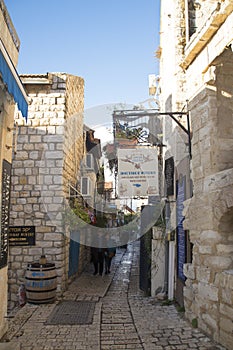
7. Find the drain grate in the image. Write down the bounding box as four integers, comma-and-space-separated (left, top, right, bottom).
45, 300, 96, 325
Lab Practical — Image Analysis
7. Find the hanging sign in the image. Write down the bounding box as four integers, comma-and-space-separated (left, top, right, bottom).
118, 147, 158, 198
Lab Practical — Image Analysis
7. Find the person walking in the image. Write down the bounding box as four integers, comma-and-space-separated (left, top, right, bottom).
91, 246, 104, 276
104, 236, 116, 274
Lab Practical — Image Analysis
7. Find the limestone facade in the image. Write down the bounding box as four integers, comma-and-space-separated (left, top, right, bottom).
159, 0, 233, 348
183, 4, 233, 345
8, 73, 89, 308
159, 0, 191, 306
0, 0, 19, 67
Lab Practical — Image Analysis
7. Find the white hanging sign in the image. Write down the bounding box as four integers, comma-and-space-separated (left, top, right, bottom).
117, 147, 158, 198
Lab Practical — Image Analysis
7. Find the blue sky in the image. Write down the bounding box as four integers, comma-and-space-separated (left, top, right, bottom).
4, 0, 160, 114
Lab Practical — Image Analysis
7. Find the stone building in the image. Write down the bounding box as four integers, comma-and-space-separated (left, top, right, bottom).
159, 0, 233, 348
0, 0, 28, 338
159, 0, 192, 307
8, 73, 90, 308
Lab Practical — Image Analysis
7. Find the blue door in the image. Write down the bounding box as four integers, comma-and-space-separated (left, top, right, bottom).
68, 231, 80, 277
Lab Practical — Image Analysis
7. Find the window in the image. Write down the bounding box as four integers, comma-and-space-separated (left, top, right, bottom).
186, 0, 197, 40
81, 177, 91, 196
86, 154, 94, 170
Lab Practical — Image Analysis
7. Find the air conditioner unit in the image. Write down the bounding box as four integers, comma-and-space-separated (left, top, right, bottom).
81, 177, 91, 196
86, 154, 94, 170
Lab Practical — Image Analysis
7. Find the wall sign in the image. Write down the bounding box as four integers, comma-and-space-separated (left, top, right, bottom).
0, 160, 11, 269
176, 176, 186, 282
9, 226, 35, 246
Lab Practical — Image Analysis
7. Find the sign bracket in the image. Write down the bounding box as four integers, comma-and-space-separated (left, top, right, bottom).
113, 109, 192, 159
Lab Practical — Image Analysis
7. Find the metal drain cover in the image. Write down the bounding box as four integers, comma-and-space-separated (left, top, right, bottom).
46, 301, 96, 325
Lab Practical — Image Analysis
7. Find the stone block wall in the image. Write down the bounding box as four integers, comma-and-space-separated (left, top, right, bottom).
159, 0, 233, 347
159, 0, 191, 306
184, 167, 233, 348
183, 48, 233, 348
62, 73, 86, 282
0, 0, 20, 66
8, 73, 89, 308
160, 0, 189, 166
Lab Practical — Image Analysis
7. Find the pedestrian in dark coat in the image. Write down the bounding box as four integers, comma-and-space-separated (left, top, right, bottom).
91, 246, 104, 276
104, 234, 116, 274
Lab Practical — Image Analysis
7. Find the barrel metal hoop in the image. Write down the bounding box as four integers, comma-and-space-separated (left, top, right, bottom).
25, 275, 57, 281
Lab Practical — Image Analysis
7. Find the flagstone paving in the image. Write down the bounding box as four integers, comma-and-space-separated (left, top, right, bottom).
0, 242, 226, 350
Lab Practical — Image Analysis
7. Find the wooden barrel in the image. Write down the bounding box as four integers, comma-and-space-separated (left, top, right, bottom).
25, 262, 57, 304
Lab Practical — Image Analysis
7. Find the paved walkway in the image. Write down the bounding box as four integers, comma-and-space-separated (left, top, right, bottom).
1, 241, 226, 350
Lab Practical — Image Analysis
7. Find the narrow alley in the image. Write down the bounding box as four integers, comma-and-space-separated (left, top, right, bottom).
1, 241, 226, 350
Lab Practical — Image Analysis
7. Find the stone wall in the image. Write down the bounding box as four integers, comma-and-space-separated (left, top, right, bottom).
160, 0, 189, 166
159, 0, 233, 348
159, 0, 191, 305
60, 73, 85, 286
8, 73, 89, 308
184, 168, 233, 349
182, 11, 233, 350
0, 0, 20, 66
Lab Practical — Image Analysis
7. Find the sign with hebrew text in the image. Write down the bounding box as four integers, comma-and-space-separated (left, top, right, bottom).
9, 226, 35, 246
118, 147, 158, 198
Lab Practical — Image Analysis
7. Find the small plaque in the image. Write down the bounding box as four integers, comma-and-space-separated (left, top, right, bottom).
9, 226, 35, 246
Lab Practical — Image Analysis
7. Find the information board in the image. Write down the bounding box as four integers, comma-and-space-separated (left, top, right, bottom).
9, 226, 35, 246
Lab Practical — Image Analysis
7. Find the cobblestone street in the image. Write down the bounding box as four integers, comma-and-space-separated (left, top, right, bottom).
1, 241, 226, 350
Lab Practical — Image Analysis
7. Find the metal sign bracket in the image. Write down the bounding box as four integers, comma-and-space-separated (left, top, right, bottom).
113, 109, 192, 159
